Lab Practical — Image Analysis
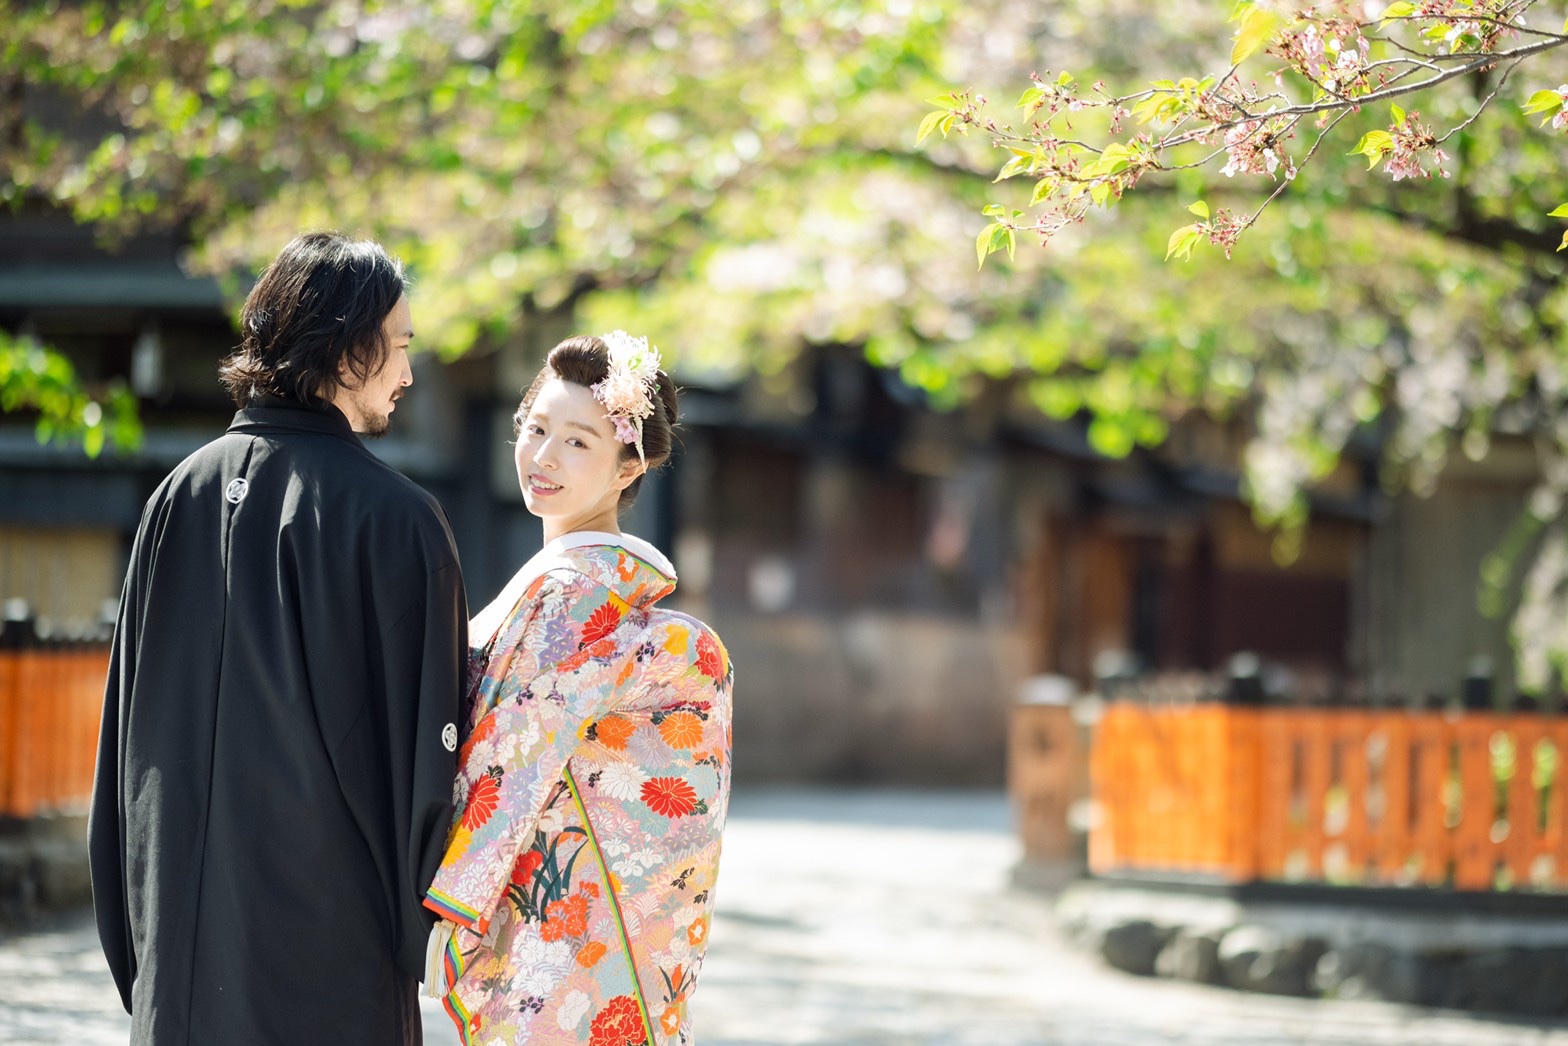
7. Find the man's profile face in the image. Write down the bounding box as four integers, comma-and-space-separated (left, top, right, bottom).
332, 295, 413, 437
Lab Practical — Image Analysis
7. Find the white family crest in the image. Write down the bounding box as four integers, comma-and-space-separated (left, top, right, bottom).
225, 478, 249, 504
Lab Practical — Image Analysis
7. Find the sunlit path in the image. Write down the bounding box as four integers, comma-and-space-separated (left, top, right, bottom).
8, 790, 1568, 1045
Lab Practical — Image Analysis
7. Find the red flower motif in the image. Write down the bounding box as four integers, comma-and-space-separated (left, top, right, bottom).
642, 776, 698, 819
589, 995, 645, 1046
462, 768, 502, 831
581, 602, 624, 646
510, 848, 544, 887
696, 632, 723, 681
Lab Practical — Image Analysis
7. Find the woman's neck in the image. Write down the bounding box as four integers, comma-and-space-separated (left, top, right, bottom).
542, 515, 621, 544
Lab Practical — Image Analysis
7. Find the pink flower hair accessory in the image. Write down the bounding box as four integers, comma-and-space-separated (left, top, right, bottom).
592, 330, 662, 466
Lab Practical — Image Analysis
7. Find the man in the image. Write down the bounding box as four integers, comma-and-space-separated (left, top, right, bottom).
89, 232, 467, 1045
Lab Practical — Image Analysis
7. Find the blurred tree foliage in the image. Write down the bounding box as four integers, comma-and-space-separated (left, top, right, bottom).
921, 0, 1568, 688
7, 0, 1568, 680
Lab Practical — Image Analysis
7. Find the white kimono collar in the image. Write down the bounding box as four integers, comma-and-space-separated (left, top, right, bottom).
468, 531, 675, 650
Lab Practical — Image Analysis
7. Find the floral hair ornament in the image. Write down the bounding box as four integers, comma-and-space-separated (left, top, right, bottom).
591, 330, 662, 467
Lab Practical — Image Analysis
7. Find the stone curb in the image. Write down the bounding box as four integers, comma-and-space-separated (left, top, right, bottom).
1054, 878, 1568, 1016
0, 817, 92, 929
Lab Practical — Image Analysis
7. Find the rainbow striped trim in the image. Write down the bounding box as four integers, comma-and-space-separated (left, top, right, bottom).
442, 987, 475, 1046
423, 888, 483, 932
565, 764, 658, 1046
440, 930, 474, 1045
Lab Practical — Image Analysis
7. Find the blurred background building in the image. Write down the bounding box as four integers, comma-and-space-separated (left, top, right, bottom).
0, 205, 1538, 792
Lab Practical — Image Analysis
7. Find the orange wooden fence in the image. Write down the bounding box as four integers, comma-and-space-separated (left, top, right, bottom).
0, 648, 108, 818
1092, 703, 1568, 892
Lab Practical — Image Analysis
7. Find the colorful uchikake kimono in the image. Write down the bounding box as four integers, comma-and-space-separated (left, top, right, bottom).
424, 532, 734, 1046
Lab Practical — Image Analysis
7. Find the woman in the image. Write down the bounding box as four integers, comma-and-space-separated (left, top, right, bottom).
423, 333, 733, 1046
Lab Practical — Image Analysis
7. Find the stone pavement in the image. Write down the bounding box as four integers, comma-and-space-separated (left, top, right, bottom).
7, 789, 1568, 1044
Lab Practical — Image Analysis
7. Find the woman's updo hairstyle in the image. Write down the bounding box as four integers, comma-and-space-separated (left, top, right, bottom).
515, 334, 680, 507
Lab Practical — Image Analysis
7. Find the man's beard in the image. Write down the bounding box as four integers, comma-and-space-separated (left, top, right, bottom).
358, 409, 391, 439
349, 396, 392, 439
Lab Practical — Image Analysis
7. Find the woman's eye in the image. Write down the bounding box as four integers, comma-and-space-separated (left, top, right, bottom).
568, 438, 586, 448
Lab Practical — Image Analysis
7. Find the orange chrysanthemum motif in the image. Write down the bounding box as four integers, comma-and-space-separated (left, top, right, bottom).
576, 940, 608, 967
593, 715, 636, 750
696, 632, 723, 681
588, 994, 645, 1046
461, 769, 502, 831
642, 776, 698, 818
658, 711, 704, 750
545, 893, 590, 937
581, 602, 624, 646
688, 916, 708, 946
590, 638, 617, 658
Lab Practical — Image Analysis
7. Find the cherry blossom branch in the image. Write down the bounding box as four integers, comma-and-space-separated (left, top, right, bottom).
927, 1, 1568, 263
1435, 57, 1522, 143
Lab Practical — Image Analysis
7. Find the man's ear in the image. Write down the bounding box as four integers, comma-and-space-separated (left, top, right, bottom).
335, 356, 361, 392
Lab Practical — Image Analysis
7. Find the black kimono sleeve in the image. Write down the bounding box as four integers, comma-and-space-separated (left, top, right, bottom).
332, 557, 467, 980
87, 523, 148, 1013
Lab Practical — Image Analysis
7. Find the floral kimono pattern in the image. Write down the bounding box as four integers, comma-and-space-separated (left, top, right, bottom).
425, 535, 733, 1046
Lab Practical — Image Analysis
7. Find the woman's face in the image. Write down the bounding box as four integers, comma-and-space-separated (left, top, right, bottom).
514, 377, 641, 538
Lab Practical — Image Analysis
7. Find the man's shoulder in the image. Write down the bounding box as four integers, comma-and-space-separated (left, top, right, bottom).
157, 430, 453, 546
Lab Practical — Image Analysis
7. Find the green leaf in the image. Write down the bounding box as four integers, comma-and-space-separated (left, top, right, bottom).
1029, 177, 1056, 206
1524, 90, 1565, 127
1549, 203, 1568, 218
1165, 223, 1203, 261
82, 423, 105, 459
1016, 86, 1046, 110
1390, 103, 1405, 125
1088, 416, 1136, 458
916, 109, 947, 146
1522, 90, 1563, 115
1188, 200, 1210, 220
994, 152, 1034, 182
982, 203, 1008, 218
1380, 1, 1416, 24
1231, 6, 1282, 65
976, 222, 1003, 268
1057, 71, 1074, 87
1350, 129, 1394, 168
1559, 230, 1568, 253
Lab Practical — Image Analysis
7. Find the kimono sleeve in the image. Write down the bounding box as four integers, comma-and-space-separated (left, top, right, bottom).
339, 557, 467, 980
87, 559, 142, 1013
423, 569, 632, 934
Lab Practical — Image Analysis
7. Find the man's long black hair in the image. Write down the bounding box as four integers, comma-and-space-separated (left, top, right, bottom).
219, 231, 408, 406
